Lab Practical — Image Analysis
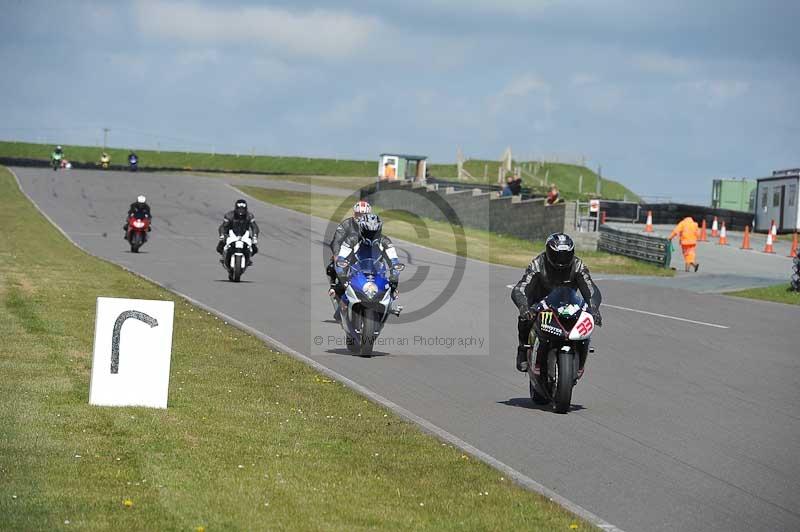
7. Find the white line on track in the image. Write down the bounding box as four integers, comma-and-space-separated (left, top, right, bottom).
602, 304, 729, 329
504, 285, 729, 329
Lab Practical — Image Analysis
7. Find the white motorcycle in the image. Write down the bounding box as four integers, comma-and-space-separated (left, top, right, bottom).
222, 229, 254, 282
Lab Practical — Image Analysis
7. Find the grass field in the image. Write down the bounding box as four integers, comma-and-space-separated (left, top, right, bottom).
238, 187, 672, 277
0, 140, 638, 201
0, 165, 595, 530
726, 283, 800, 305
0, 140, 377, 177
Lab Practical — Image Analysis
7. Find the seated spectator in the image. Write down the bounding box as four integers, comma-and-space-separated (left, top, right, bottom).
546, 184, 561, 205
509, 174, 523, 196
501, 176, 513, 197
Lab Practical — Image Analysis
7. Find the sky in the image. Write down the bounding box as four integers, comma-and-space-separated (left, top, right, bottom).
1, 0, 798, 202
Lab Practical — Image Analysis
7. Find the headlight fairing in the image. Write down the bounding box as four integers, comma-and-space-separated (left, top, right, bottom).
362, 281, 379, 299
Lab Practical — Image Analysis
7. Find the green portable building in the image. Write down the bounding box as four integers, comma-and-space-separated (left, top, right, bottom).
710, 178, 757, 213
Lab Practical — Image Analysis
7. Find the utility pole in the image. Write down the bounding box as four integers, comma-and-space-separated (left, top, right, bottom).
596, 165, 602, 196
102, 128, 110, 150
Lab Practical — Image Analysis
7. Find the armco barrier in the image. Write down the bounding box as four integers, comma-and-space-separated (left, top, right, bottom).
598, 226, 671, 267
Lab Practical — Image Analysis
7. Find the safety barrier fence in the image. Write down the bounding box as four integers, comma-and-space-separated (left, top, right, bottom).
598, 226, 671, 267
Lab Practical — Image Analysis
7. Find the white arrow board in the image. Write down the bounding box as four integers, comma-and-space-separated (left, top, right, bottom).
89, 297, 175, 408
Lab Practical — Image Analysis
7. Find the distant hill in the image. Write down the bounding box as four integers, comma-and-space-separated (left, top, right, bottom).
0, 140, 639, 201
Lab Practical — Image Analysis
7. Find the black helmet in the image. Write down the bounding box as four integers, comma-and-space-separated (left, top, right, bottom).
545, 233, 575, 271
234, 199, 248, 220
359, 214, 383, 243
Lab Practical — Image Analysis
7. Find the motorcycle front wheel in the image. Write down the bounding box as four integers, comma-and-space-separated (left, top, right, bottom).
552, 350, 576, 414
359, 310, 379, 356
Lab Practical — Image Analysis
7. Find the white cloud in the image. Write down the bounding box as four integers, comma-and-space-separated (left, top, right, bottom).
632, 52, 693, 75
134, 1, 380, 59
678, 80, 750, 107
570, 73, 599, 87
427, 0, 556, 16
489, 74, 555, 118
320, 93, 371, 128
499, 74, 549, 98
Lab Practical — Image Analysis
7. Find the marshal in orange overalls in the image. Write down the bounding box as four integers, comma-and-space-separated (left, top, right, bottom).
668, 216, 700, 272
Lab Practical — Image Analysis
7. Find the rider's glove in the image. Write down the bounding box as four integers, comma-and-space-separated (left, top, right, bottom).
591, 306, 603, 327
253, 236, 258, 245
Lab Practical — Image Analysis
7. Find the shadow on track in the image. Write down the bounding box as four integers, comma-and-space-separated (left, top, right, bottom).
498, 398, 585, 413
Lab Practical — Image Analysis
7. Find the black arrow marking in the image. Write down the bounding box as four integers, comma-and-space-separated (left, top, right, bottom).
111, 310, 159, 374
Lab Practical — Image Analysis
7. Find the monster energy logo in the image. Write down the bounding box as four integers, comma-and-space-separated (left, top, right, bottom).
539, 310, 562, 336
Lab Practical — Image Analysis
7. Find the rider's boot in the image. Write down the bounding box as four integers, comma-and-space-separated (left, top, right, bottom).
516, 345, 529, 372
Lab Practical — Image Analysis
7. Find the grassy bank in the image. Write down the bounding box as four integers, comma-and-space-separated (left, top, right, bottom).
0, 140, 376, 177
0, 165, 593, 530
238, 187, 672, 276
726, 283, 800, 305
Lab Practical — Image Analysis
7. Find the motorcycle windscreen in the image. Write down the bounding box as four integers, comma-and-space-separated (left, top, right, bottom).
545, 287, 586, 331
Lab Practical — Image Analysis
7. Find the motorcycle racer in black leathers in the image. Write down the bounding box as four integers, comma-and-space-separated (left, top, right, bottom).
217, 199, 260, 265
123, 195, 152, 238
511, 233, 602, 375
334, 214, 401, 305
326, 200, 372, 287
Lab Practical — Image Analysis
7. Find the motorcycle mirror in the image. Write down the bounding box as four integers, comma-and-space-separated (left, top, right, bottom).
393, 263, 406, 272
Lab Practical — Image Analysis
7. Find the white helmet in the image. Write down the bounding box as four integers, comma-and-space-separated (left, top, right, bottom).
353, 200, 372, 217
137, 195, 146, 203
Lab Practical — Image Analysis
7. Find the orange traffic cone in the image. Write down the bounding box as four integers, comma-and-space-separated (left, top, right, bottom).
770, 220, 779, 242
741, 225, 752, 250
789, 232, 798, 258
711, 216, 719, 237
698, 219, 708, 242
763, 231, 775, 254
644, 211, 653, 233
718, 222, 729, 245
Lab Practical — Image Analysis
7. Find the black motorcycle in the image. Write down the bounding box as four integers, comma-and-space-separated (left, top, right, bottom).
526, 287, 596, 414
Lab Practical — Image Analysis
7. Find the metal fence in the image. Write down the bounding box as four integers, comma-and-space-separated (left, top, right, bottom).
598, 226, 672, 267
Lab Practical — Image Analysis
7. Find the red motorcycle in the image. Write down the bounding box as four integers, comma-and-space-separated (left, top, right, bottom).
126, 213, 151, 253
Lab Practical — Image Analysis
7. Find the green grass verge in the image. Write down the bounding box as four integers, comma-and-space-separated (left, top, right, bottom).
238, 186, 672, 277
0, 165, 594, 530
427, 159, 638, 202
0, 140, 377, 177
726, 284, 800, 305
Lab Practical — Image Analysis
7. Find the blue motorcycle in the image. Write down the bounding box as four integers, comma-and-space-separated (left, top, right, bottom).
128, 154, 138, 172
336, 245, 404, 355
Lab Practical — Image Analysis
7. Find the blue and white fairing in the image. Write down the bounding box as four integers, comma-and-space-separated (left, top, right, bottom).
335, 241, 399, 339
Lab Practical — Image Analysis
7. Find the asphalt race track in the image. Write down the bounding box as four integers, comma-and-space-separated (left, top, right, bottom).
14, 167, 800, 532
